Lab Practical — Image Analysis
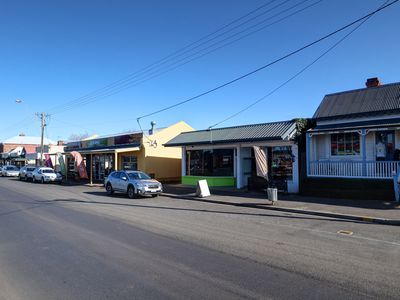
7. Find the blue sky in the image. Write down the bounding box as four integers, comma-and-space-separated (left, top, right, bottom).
1, 0, 399, 141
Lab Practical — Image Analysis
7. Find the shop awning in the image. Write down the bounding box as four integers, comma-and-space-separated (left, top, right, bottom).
66, 146, 140, 155
8, 146, 24, 158
309, 117, 400, 133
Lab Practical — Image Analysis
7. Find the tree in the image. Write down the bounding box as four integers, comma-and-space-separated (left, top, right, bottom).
68, 133, 90, 141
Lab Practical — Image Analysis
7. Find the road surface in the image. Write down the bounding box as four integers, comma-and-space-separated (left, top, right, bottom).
0, 177, 399, 299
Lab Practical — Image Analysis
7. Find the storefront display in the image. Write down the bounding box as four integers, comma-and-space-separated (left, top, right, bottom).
186, 149, 234, 177
270, 146, 293, 180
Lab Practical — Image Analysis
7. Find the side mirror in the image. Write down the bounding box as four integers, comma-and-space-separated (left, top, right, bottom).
121, 176, 128, 181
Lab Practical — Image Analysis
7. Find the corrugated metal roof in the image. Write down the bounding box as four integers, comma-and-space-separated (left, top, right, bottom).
310, 117, 400, 132
313, 82, 400, 120
165, 120, 296, 146
1, 136, 55, 145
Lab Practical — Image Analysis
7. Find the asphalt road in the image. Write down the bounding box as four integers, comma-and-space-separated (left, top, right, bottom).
0, 177, 399, 299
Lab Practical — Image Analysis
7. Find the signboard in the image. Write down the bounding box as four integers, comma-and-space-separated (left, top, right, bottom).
64, 141, 81, 151
196, 179, 211, 198
114, 133, 142, 146
87, 138, 108, 148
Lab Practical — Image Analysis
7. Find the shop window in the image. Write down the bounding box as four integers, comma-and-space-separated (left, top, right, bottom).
331, 132, 360, 156
186, 149, 234, 177
271, 146, 293, 180
122, 156, 137, 171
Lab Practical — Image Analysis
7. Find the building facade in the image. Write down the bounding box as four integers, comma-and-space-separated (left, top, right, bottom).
305, 78, 400, 199
64, 121, 193, 183
165, 120, 301, 193
0, 135, 56, 167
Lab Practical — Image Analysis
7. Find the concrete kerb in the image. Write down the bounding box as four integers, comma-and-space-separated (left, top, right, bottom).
161, 193, 400, 226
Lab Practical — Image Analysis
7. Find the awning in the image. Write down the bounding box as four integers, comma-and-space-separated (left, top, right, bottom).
8, 146, 24, 158
65, 146, 140, 155
309, 117, 400, 133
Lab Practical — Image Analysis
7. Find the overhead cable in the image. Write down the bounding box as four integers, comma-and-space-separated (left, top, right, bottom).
209, 0, 391, 128
136, 0, 399, 123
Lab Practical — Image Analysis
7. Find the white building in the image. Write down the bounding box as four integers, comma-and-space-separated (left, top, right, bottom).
165, 120, 300, 193
306, 78, 400, 199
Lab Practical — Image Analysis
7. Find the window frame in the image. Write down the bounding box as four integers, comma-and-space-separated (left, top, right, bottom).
330, 132, 360, 156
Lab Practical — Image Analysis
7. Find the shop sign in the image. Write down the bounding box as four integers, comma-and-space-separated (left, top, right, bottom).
65, 141, 81, 151
114, 133, 142, 146
87, 138, 108, 148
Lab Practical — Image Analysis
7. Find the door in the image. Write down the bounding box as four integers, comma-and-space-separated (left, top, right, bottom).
375, 131, 395, 161
119, 171, 129, 192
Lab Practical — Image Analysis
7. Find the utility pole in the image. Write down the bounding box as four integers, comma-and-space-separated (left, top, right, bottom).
36, 112, 49, 166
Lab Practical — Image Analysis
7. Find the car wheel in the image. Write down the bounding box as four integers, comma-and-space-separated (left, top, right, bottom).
19, 176, 22, 181
151, 194, 158, 198
41, 177, 45, 184
127, 186, 136, 199
32, 176, 36, 183
106, 183, 114, 195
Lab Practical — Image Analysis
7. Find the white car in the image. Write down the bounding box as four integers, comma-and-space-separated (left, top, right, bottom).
32, 167, 62, 184
1, 165, 20, 177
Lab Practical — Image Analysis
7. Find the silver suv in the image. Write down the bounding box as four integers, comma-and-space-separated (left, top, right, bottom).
19, 166, 36, 181
105, 171, 163, 198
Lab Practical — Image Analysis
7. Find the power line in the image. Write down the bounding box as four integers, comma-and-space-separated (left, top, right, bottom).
136, 0, 398, 124
209, 0, 390, 129
53, 0, 321, 115
46, 0, 283, 113
48, 0, 320, 114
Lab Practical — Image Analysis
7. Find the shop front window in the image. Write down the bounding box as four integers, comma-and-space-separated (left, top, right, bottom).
186, 149, 234, 177
331, 132, 360, 156
122, 156, 137, 170
271, 146, 293, 180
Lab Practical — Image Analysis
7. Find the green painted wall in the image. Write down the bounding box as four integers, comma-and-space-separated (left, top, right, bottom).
182, 176, 235, 187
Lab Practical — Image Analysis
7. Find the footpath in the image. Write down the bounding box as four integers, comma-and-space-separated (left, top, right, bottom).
162, 184, 400, 226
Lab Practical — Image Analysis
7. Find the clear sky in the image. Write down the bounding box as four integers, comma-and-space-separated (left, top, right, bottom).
1, 0, 399, 141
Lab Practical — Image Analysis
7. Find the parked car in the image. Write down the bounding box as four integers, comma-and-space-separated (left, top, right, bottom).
1, 165, 20, 177
32, 167, 62, 184
19, 166, 37, 181
105, 170, 163, 198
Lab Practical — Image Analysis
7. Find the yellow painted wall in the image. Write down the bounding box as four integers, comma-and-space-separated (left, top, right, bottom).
144, 121, 193, 181
115, 121, 193, 182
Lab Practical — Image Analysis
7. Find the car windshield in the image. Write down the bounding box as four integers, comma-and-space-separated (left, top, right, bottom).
7, 166, 18, 170
42, 169, 55, 174
27, 168, 36, 171
128, 172, 151, 180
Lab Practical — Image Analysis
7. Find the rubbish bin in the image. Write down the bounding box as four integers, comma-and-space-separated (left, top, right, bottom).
267, 188, 278, 203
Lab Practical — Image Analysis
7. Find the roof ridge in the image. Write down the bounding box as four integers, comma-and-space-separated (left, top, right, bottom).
324, 81, 400, 97
179, 120, 295, 135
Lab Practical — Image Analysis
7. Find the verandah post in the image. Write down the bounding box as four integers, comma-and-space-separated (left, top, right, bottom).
306, 133, 311, 176
361, 129, 367, 177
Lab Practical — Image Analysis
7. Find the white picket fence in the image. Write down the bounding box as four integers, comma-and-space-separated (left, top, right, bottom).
309, 161, 400, 179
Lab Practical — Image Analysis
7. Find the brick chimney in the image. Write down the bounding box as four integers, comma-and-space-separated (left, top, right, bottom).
365, 77, 381, 88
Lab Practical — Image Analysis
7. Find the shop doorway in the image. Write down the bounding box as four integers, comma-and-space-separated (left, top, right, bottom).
92, 154, 114, 182
246, 146, 293, 192
375, 131, 395, 161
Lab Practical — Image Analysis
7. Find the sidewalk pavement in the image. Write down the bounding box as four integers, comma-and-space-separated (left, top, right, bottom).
162, 184, 400, 226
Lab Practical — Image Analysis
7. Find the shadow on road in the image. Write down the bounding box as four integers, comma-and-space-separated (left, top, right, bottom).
37, 196, 367, 224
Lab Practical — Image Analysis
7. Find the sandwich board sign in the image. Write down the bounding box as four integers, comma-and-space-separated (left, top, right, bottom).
196, 179, 211, 198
